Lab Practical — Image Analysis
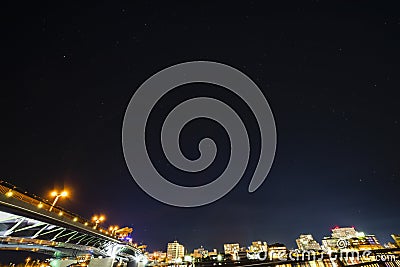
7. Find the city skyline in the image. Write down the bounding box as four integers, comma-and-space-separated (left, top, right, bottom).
157, 226, 397, 253
145, 226, 400, 266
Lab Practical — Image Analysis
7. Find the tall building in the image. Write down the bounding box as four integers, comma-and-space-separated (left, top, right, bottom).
167, 241, 185, 260
296, 234, 322, 251
224, 243, 240, 260
322, 227, 357, 251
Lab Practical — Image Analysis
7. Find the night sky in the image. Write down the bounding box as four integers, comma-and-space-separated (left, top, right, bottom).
2, 0, 400, 255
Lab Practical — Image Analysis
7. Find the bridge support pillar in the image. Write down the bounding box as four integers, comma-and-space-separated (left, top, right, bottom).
89, 257, 115, 267
49, 259, 78, 267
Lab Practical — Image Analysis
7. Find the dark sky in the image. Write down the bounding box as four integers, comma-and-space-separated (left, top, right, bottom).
2, 0, 400, 255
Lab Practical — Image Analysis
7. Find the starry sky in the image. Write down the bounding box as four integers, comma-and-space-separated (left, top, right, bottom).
2, 0, 400, 256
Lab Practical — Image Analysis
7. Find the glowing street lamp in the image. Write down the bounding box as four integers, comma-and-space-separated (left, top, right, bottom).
5, 190, 13, 197
108, 225, 119, 236
24, 257, 31, 267
49, 190, 68, 212
92, 215, 105, 228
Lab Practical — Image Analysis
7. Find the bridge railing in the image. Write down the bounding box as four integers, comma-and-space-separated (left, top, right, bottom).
0, 180, 112, 238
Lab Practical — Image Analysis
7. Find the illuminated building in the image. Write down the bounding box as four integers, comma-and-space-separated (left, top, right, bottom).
224, 243, 239, 254
321, 236, 338, 251
224, 243, 240, 260
296, 235, 321, 251
322, 226, 359, 250
392, 234, 400, 247
357, 234, 382, 250
384, 242, 397, 249
331, 227, 357, 239
167, 240, 185, 261
322, 226, 382, 251
249, 241, 268, 252
193, 246, 208, 258
268, 243, 287, 260
148, 251, 167, 262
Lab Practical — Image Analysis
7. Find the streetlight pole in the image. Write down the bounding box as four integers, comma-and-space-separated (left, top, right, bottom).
24, 257, 31, 267
49, 190, 68, 212
109, 225, 119, 236
92, 215, 105, 228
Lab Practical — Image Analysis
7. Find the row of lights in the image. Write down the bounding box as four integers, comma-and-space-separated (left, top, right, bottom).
25, 257, 47, 267
4, 188, 119, 238
5, 189, 68, 212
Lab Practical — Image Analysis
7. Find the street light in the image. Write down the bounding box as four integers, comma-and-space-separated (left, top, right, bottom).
5, 190, 13, 197
49, 190, 68, 212
108, 225, 119, 236
24, 257, 31, 267
92, 215, 105, 228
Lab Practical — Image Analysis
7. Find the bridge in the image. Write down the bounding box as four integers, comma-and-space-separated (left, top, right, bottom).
0, 181, 146, 267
